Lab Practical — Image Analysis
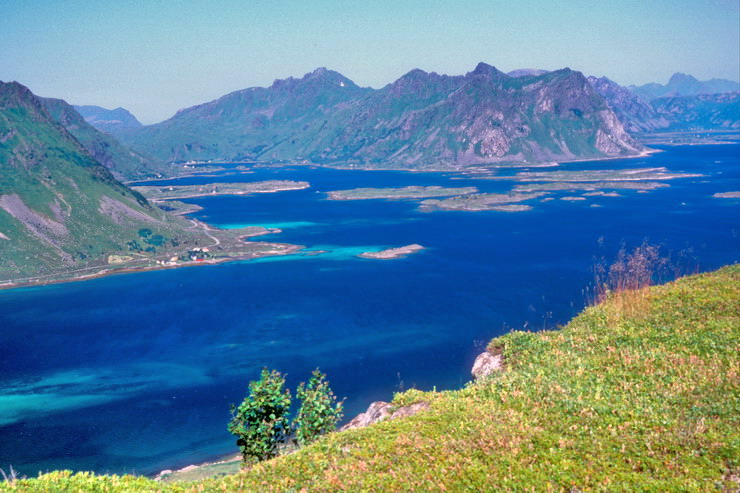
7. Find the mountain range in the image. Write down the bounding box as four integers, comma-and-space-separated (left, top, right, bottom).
0, 81, 199, 280
118, 63, 644, 167
1, 64, 737, 282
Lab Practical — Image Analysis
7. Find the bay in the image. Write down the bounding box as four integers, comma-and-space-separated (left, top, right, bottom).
0, 144, 737, 476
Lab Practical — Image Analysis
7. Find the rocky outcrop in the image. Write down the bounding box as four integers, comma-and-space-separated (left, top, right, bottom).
341, 347, 505, 432
471, 350, 504, 380
340, 401, 431, 431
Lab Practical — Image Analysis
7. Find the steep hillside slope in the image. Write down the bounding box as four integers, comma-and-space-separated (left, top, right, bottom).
121, 64, 644, 168
0, 81, 201, 281
42, 98, 169, 180
4, 265, 737, 491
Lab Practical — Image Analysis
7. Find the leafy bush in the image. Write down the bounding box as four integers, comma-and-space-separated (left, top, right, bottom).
293, 369, 344, 446
228, 369, 291, 465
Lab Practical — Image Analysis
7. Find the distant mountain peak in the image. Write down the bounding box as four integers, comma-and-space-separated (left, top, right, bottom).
629, 73, 739, 101
470, 62, 506, 78
668, 72, 699, 85
507, 68, 549, 78
271, 67, 359, 91
404, 68, 429, 77
73, 104, 143, 135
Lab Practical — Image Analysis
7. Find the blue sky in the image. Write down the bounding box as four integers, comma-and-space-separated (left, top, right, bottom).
1, 0, 738, 123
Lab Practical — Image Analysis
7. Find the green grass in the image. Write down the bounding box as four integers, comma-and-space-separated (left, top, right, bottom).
2, 265, 738, 491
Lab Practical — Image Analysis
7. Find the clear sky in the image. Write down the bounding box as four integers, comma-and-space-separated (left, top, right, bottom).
1, 0, 738, 124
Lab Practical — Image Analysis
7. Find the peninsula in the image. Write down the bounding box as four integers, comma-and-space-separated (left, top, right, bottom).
133, 180, 310, 201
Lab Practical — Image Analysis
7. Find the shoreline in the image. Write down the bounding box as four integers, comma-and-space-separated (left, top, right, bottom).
134, 183, 310, 201
0, 242, 304, 292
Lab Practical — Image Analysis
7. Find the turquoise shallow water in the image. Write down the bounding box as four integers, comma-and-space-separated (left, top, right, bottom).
0, 144, 738, 476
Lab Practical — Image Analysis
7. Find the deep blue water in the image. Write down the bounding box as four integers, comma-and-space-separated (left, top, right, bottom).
0, 144, 738, 476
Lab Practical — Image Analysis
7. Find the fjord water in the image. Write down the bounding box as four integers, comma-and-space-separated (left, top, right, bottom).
1, 145, 738, 476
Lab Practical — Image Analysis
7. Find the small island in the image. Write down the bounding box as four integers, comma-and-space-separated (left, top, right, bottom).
713, 191, 740, 198
326, 186, 478, 201
133, 180, 310, 200
358, 244, 425, 259
419, 192, 547, 212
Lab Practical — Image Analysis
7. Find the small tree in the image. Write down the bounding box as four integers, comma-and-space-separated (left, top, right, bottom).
293, 368, 344, 446
228, 368, 291, 465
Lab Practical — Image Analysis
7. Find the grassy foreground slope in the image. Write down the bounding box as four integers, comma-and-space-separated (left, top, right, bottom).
3, 266, 738, 491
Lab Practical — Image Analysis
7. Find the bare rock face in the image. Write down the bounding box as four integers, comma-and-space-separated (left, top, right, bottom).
389, 401, 430, 419
471, 351, 504, 380
340, 401, 431, 431
340, 401, 392, 431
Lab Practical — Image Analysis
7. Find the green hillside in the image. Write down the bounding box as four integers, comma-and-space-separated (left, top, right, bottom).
3, 265, 737, 491
0, 82, 205, 282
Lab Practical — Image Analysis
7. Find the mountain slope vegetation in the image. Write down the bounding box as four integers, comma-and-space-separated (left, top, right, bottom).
3, 265, 737, 491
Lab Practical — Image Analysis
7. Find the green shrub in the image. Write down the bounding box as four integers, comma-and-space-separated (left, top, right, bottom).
228, 368, 291, 465
293, 369, 344, 447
